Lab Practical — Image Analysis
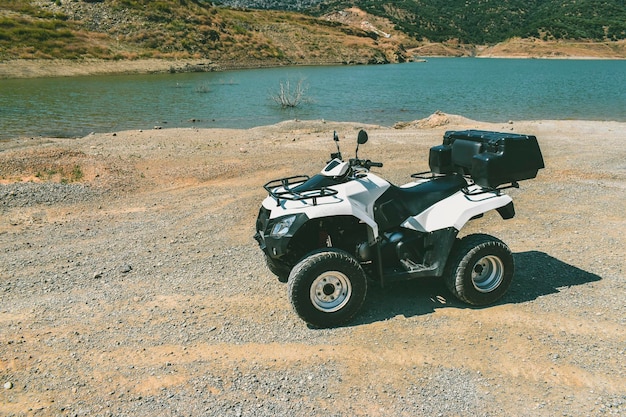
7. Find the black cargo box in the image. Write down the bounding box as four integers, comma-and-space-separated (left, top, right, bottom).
429, 130, 544, 189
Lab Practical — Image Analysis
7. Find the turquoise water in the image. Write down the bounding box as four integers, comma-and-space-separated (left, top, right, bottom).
1, 58, 624, 139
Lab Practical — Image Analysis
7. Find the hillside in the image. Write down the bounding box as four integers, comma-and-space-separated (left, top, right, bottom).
222, 0, 626, 59
311, 0, 626, 44
223, 0, 626, 44
0, 0, 410, 66
0, 0, 624, 79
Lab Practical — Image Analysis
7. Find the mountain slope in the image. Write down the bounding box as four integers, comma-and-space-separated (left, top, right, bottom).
0, 0, 409, 65
1, 0, 624, 71
221, 0, 626, 44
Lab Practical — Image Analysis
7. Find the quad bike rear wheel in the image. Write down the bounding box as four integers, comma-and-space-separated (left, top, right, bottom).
288, 248, 367, 328
445, 234, 514, 305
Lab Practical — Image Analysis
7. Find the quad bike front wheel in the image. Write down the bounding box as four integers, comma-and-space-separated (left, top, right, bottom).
288, 248, 367, 328
445, 234, 514, 306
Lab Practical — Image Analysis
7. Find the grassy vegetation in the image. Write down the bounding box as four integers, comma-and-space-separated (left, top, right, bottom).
0, 0, 387, 63
1, 0, 623, 63
34, 165, 82, 183
312, 0, 626, 44
32, 162, 83, 183
0, 0, 115, 59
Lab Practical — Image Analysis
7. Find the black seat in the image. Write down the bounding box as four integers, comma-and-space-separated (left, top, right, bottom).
375, 174, 467, 231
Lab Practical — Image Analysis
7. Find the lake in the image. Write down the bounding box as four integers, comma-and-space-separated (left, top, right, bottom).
1, 58, 625, 139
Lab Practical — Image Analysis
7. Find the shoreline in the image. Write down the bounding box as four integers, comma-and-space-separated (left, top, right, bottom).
2, 116, 626, 144
1, 115, 624, 152
0, 58, 231, 80
2, 115, 626, 144
2, 54, 625, 79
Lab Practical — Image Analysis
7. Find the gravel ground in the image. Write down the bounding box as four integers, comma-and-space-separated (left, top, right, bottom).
1, 117, 624, 416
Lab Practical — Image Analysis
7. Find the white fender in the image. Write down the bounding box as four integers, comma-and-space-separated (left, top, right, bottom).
263, 173, 390, 237
401, 188, 513, 233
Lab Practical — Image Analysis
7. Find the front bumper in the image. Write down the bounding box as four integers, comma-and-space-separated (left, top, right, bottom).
254, 207, 308, 259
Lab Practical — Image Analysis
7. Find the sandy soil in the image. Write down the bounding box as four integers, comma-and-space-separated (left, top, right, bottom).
0, 59, 226, 79
0, 115, 624, 416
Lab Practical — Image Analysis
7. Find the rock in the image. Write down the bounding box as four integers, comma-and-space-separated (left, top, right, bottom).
120, 265, 132, 273
4, 381, 13, 390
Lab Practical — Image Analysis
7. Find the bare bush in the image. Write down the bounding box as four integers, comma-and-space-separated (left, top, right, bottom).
270, 79, 310, 108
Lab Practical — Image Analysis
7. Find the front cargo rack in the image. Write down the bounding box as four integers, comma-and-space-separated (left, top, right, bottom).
264, 175, 339, 206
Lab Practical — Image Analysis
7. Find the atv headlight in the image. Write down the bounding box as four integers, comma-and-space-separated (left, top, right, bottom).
270, 215, 296, 238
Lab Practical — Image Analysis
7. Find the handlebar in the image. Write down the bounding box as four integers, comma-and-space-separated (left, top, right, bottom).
349, 158, 383, 169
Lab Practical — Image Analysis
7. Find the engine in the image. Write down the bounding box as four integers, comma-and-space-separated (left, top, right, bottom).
357, 230, 426, 271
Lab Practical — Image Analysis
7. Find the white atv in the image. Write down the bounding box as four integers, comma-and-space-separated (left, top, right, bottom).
254, 129, 544, 328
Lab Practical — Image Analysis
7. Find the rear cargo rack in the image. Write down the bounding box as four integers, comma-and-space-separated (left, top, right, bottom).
411, 170, 520, 196
264, 175, 338, 206
461, 180, 520, 196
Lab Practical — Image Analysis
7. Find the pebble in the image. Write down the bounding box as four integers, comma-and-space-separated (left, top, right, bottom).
0, 183, 99, 209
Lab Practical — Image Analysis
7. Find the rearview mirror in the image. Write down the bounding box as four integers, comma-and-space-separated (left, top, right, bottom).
357, 129, 368, 145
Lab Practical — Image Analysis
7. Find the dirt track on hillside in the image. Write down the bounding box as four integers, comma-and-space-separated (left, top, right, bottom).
1, 116, 624, 416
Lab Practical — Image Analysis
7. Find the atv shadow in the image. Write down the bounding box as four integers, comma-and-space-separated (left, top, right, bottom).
353, 250, 602, 326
